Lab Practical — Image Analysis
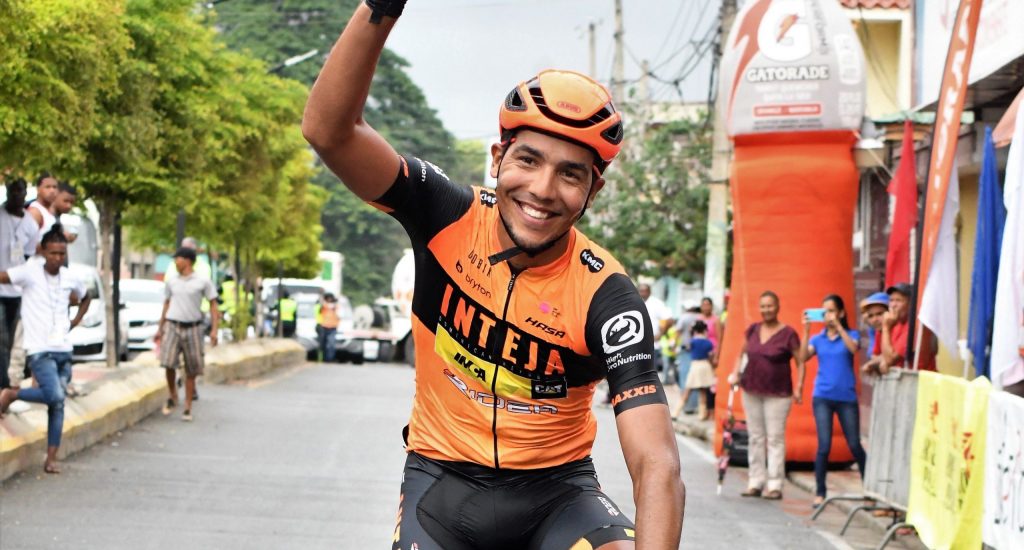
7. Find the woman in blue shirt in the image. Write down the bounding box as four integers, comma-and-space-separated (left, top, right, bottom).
800, 294, 867, 507
672, 321, 716, 420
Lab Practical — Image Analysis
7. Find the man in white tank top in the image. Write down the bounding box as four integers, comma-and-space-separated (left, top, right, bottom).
27, 173, 58, 240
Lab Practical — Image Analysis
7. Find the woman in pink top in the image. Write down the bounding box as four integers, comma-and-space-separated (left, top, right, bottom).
699, 297, 722, 350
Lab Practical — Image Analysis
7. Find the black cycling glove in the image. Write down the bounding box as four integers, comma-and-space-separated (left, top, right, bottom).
365, 0, 407, 24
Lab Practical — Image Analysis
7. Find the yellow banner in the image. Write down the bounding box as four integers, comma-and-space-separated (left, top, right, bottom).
907, 371, 991, 549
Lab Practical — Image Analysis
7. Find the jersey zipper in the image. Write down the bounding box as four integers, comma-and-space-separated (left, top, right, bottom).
490, 269, 520, 470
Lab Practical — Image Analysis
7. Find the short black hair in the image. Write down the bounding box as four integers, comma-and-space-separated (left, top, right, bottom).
41, 224, 68, 248
5, 177, 26, 191
57, 181, 76, 195
173, 246, 197, 263
35, 172, 53, 186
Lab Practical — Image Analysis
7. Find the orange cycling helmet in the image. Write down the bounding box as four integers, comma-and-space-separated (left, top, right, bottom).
499, 69, 624, 174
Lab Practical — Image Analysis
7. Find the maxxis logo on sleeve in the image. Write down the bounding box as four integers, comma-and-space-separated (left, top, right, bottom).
600, 310, 644, 354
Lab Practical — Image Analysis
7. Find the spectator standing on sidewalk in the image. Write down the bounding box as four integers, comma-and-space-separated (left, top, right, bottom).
674, 305, 701, 414
0, 227, 90, 474
699, 296, 723, 350
639, 283, 673, 373
156, 247, 219, 422
27, 173, 58, 238
728, 290, 804, 500
800, 294, 867, 507
859, 292, 890, 375
672, 320, 716, 420
877, 283, 937, 371
0, 178, 38, 389
316, 293, 340, 362
52, 182, 79, 243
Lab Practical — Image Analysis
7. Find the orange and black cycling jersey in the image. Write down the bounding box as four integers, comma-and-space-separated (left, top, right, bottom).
370, 155, 666, 470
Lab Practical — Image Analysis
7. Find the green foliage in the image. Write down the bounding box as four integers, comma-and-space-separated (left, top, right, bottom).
447, 139, 490, 187
105, 1, 324, 282
213, 0, 473, 305
316, 170, 406, 306
3, 0, 326, 345
0, 0, 129, 173
584, 111, 713, 283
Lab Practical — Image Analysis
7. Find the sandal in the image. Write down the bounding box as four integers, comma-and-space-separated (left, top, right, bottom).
740, 488, 762, 497
812, 496, 825, 508
181, 410, 193, 422
162, 399, 176, 416
43, 461, 61, 474
762, 490, 783, 500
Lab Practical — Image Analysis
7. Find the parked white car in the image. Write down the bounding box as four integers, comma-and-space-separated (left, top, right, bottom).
68, 263, 129, 362
119, 279, 165, 351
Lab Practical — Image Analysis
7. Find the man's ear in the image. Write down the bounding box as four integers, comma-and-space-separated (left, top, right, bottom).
586, 177, 606, 208
489, 142, 506, 179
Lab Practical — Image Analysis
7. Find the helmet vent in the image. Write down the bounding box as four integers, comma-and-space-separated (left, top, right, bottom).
601, 122, 624, 145
505, 88, 527, 112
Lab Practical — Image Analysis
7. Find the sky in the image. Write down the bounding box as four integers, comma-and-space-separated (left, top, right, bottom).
386, 0, 722, 140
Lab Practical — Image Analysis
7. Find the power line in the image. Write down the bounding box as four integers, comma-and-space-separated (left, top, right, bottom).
650, 1, 691, 65
856, 6, 902, 109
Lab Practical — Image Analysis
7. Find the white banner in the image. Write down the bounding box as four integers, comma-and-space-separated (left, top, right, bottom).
917, 0, 1024, 106
983, 391, 1024, 549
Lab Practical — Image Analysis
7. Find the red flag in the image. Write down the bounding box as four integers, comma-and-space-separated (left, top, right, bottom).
886, 119, 917, 287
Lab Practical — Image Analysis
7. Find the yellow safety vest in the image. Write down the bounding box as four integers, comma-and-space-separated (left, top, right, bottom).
280, 298, 298, 322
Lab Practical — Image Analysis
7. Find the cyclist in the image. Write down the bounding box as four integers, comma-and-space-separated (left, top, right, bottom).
303, 2, 684, 548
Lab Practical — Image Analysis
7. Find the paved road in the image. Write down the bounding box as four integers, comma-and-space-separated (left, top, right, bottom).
1, 362, 886, 549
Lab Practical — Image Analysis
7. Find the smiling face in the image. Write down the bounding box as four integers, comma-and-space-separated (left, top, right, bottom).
490, 130, 603, 263
759, 294, 779, 323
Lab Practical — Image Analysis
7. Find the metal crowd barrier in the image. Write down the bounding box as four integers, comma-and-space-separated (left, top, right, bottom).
811, 369, 918, 550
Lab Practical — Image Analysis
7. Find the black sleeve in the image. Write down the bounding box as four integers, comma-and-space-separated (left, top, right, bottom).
585, 273, 668, 415
371, 155, 474, 246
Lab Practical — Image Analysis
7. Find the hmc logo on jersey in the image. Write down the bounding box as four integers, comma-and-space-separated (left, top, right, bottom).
600, 311, 644, 354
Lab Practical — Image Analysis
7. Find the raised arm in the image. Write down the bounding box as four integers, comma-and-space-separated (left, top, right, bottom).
800, 315, 815, 362
302, 3, 402, 201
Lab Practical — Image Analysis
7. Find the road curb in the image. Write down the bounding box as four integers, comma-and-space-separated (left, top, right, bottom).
0, 338, 305, 482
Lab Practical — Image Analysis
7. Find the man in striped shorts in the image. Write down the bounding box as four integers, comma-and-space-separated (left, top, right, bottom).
156, 247, 219, 422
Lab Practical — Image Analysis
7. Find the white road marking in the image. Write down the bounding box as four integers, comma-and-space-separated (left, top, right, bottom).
675, 432, 717, 464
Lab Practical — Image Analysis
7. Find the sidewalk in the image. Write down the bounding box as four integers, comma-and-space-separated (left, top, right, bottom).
663, 385, 927, 550
0, 338, 304, 481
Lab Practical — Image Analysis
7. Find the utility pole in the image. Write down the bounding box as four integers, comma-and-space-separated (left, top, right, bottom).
638, 59, 651, 129
612, 0, 625, 103
702, 0, 737, 312
588, 20, 599, 79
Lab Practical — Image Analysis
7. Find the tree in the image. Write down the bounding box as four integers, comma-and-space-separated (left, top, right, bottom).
5, 0, 325, 355
584, 111, 712, 283
0, 0, 129, 174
